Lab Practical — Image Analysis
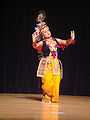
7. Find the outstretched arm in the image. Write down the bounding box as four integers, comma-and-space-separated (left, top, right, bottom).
55, 30, 76, 50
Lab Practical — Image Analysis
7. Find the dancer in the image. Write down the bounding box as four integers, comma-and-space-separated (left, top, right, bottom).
32, 9, 76, 103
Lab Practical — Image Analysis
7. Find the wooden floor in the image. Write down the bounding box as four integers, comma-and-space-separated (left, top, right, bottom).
0, 94, 90, 120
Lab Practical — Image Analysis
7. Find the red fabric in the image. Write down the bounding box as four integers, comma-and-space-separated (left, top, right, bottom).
32, 43, 42, 52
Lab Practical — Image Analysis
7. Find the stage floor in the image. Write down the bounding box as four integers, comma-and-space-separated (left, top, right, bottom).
0, 94, 90, 120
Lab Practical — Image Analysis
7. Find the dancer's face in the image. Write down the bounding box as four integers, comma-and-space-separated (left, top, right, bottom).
37, 13, 44, 23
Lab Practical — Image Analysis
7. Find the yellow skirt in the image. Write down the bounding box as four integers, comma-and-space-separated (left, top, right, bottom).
41, 56, 63, 102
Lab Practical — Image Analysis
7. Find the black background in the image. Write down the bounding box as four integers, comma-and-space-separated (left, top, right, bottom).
1, 7, 90, 96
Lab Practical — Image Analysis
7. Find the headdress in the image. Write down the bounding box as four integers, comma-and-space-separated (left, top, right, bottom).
34, 9, 46, 23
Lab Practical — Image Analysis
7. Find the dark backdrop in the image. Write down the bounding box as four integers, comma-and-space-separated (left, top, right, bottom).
1, 7, 90, 96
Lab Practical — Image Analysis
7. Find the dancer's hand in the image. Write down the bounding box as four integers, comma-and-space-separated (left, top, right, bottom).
70, 30, 75, 40
35, 27, 40, 35
32, 27, 40, 42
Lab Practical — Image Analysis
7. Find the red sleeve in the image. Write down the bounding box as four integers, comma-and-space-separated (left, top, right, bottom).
32, 42, 43, 52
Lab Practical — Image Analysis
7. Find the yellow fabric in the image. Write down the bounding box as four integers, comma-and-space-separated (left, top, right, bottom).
41, 56, 62, 102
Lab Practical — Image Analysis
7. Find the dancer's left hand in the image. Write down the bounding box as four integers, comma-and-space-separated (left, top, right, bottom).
70, 30, 75, 40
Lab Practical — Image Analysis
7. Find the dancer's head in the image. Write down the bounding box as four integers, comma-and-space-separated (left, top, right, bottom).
33, 9, 51, 39
34, 9, 46, 23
